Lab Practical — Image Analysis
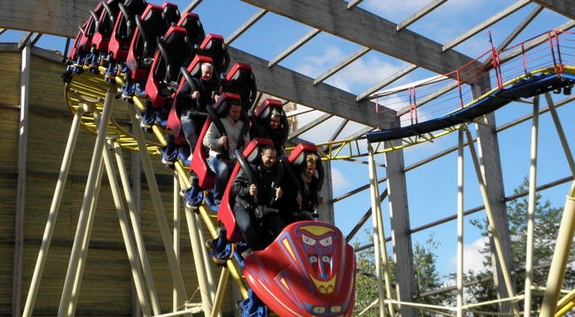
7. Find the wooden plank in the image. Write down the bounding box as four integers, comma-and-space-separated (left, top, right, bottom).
0, 0, 99, 38
0, 52, 22, 106
241, 0, 479, 77
532, 0, 575, 20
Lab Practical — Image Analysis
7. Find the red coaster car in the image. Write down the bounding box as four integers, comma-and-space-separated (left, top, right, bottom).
68, 2, 103, 62
125, 2, 179, 82
90, 0, 121, 53
108, 0, 147, 62
145, 25, 194, 110
167, 54, 214, 147
178, 11, 205, 48
197, 33, 230, 75
217, 138, 356, 315
250, 98, 290, 154
218, 137, 274, 241
243, 220, 356, 317
190, 92, 244, 190
220, 62, 257, 111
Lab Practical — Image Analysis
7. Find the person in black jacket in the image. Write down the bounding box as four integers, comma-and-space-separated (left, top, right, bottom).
250, 101, 289, 156
177, 62, 220, 155
232, 145, 287, 251
296, 152, 323, 217
281, 151, 323, 224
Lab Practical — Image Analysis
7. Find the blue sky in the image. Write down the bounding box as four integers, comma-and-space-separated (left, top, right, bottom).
3, 0, 574, 277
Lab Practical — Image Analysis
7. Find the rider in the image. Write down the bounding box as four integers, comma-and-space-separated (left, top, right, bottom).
203, 101, 249, 206
250, 99, 289, 156
180, 62, 220, 154
204, 143, 287, 265
230, 145, 288, 251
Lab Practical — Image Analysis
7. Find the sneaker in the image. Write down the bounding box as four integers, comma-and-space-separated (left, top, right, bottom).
236, 241, 252, 259
237, 289, 268, 317
161, 156, 174, 168
159, 145, 177, 168
184, 186, 203, 210
204, 191, 220, 209
205, 236, 235, 265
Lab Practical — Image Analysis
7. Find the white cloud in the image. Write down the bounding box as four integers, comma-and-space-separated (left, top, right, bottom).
305, 46, 347, 66
294, 45, 404, 93
295, 45, 346, 77
364, 0, 493, 20
331, 167, 353, 194
327, 56, 403, 92
365, 0, 434, 17
449, 237, 488, 274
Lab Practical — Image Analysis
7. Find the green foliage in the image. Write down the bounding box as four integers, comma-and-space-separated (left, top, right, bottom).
353, 243, 383, 316
354, 177, 575, 316
353, 231, 450, 317
468, 177, 575, 315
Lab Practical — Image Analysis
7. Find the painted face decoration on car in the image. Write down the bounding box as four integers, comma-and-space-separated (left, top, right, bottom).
294, 224, 337, 294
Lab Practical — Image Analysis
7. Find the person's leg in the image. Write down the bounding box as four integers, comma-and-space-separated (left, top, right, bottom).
207, 157, 230, 204
261, 213, 286, 247
235, 206, 265, 251
181, 110, 198, 154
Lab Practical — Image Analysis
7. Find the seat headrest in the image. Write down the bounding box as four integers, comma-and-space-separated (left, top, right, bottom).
288, 143, 319, 167
242, 138, 275, 163
141, 4, 162, 22
161, 2, 180, 25
186, 54, 213, 77
213, 92, 242, 117
200, 33, 225, 51
226, 63, 252, 81
256, 98, 284, 121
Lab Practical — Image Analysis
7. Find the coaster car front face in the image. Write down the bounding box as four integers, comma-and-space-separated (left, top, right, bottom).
243, 221, 356, 317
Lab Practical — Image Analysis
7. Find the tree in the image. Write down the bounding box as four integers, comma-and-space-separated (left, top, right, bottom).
469, 177, 575, 315
353, 231, 449, 317
354, 177, 575, 317
354, 242, 383, 316
414, 235, 454, 317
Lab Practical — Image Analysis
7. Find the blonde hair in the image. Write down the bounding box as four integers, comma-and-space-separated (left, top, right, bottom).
270, 108, 282, 118
305, 153, 319, 168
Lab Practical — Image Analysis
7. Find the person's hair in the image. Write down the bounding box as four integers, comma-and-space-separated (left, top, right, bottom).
260, 145, 276, 155
306, 153, 318, 164
200, 63, 213, 71
270, 108, 282, 118
304, 153, 319, 171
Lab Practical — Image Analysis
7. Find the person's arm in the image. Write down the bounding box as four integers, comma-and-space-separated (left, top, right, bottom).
232, 168, 253, 201
188, 77, 201, 100
175, 82, 193, 113
203, 122, 223, 151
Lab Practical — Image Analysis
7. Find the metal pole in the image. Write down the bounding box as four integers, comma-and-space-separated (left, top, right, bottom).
545, 93, 575, 175
22, 105, 84, 317
183, 208, 215, 316
539, 93, 575, 317
102, 139, 153, 317
68, 117, 107, 317
58, 88, 115, 317
112, 142, 161, 314
210, 269, 230, 317
159, 138, 217, 312
464, 128, 518, 315
539, 183, 575, 317
126, 105, 189, 306
14, 38, 31, 317
174, 175, 181, 313
456, 127, 465, 317
523, 95, 540, 317
367, 143, 393, 317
